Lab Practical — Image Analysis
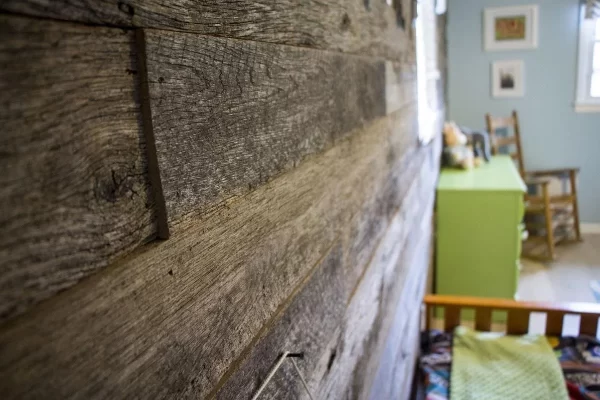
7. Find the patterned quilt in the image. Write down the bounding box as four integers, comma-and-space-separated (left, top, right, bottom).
420, 330, 600, 400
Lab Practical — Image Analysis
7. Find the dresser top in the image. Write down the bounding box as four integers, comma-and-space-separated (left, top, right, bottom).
437, 155, 526, 192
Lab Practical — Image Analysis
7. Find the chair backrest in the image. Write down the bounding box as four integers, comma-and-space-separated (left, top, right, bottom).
485, 110, 525, 176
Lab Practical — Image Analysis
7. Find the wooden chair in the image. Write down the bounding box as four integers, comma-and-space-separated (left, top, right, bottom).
485, 110, 581, 260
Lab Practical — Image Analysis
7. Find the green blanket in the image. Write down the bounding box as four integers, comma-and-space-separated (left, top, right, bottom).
450, 326, 568, 400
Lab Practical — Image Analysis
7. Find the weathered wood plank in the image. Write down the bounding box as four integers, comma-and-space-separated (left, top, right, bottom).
1, 0, 414, 61
360, 167, 437, 400
214, 243, 347, 400
0, 16, 156, 322
214, 141, 433, 399
0, 107, 418, 399
141, 29, 415, 223
375, 132, 440, 400
365, 233, 432, 400
234, 141, 437, 400
316, 136, 438, 400
322, 148, 438, 400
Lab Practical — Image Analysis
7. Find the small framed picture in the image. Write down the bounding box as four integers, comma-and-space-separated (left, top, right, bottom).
492, 60, 525, 98
484, 5, 538, 51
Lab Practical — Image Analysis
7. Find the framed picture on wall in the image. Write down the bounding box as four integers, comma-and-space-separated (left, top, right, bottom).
484, 5, 539, 51
492, 60, 525, 98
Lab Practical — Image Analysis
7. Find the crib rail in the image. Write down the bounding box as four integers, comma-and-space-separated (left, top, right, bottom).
424, 294, 600, 336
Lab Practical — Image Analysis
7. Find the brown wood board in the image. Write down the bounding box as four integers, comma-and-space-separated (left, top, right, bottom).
0, 107, 421, 399
140, 29, 415, 223
0, 15, 156, 322
215, 142, 436, 399
1, 0, 414, 61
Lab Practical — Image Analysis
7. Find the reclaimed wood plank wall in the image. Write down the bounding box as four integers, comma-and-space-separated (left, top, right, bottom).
0, 0, 446, 398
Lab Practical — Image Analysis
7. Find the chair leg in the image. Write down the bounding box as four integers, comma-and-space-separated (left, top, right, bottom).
569, 170, 582, 241
542, 184, 556, 260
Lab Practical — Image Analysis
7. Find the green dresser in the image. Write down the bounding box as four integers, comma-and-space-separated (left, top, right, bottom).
436, 156, 526, 301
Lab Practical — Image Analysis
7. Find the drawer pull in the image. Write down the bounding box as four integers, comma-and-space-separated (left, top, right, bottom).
251, 351, 315, 400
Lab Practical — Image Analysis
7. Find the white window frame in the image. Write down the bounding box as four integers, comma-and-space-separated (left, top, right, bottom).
416, 0, 442, 144
575, 6, 600, 112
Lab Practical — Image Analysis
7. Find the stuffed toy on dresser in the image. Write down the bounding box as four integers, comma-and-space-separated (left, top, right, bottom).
441, 122, 491, 169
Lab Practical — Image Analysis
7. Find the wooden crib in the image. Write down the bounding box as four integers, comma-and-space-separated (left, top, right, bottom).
414, 294, 600, 399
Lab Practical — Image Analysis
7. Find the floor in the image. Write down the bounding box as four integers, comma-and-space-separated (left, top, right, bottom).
517, 234, 600, 304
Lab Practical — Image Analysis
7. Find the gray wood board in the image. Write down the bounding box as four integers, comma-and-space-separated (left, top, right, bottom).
316, 150, 436, 399
362, 137, 440, 400
1, 0, 414, 61
366, 237, 431, 400
215, 143, 433, 399
142, 29, 416, 223
0, 107, 418, 399
0, 15, 156, 322
215, 243, 348, 400
366, 194, 435, 400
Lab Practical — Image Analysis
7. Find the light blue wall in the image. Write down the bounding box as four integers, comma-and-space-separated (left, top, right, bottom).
447, 0, 600, 223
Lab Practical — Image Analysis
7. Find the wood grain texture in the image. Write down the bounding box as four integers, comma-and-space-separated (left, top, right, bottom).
0, 16, 156, 322
362, 152, 438, 400
367, 233, 432, 400
141, 29, 415, 223
215, 243, 347, 400
321, 159, 437, 400
1, 0, 414, 61
0, 107, 420, 400
215, 139, 436, 399
224, 121, 440, 400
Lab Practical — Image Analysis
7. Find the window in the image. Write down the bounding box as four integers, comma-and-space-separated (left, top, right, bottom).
575, 7, 600, 112
416, 0, 443, 143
